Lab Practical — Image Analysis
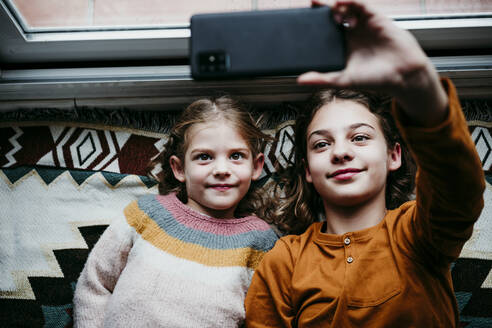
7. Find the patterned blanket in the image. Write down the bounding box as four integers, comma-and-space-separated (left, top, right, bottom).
0, 111, 490, 327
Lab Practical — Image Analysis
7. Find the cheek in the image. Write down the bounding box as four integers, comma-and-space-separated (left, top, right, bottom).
367, 150, 392, 178
238, 165, 255, 182
185, 164, 207, 183
306, 155, 324, 176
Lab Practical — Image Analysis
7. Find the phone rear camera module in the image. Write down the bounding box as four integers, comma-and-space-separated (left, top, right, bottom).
198, 51, 229, 74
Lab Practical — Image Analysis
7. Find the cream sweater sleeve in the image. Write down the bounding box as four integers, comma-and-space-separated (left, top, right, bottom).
73, 209, 137, 328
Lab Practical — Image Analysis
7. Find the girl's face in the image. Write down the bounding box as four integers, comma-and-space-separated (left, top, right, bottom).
170, 119, 264, 218
305, 99, 401, 210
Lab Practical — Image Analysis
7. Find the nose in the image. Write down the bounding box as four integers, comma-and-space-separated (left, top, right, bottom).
212, 157, 231, 177
331, 141, 354, 164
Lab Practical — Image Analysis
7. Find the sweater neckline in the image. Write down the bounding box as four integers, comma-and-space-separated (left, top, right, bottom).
157, 193, 257, 225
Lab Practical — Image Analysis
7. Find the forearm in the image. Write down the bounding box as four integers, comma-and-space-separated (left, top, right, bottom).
73, 216, 135, 327
398, 79, 484, 202
73, 268, 112, 328
392, 60, 449, 128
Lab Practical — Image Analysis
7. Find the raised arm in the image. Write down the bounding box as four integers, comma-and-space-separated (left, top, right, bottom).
73, 214, 135, 328
393, 80, 485, 264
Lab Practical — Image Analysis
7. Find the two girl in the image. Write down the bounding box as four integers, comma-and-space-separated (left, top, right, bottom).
245, 0, 485, 327
75, 0, 485, 326
73, 97, 278, 327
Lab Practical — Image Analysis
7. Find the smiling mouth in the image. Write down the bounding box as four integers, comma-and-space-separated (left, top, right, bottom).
208, 184, 235, 191
329, 168, 362, 180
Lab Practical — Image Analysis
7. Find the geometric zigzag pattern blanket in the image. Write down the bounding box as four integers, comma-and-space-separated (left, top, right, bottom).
0, 118, 491, 327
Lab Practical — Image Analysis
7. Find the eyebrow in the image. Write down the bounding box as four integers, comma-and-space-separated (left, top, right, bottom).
308, 123, 375, 140
189, 148, 210, 154
189, 147, 250, 154
350, 123, 376, 131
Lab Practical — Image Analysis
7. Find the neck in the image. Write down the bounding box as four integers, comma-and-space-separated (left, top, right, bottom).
322, 195, 387, 235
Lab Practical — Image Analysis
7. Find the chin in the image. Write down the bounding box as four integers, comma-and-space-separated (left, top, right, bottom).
208, 202, 238, 211
326, 193, 373, 207
210, 205, 234, 211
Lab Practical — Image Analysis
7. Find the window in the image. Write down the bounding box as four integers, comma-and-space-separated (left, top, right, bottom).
1, 0, 491, 108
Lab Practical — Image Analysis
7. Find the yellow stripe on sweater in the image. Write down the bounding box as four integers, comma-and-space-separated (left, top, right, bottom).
124, 201, 265, 269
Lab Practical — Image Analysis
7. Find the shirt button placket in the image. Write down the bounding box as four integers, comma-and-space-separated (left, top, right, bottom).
343, 235, 354, 264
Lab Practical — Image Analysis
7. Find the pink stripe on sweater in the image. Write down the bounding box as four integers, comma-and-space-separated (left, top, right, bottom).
156, 194, 271, 236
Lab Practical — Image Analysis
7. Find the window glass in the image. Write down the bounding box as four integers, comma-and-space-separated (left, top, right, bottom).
8, 0, 492, 32
8, 0, 253, 30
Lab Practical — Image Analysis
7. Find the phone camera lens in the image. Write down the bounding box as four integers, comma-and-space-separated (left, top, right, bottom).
199, 51, 228, 74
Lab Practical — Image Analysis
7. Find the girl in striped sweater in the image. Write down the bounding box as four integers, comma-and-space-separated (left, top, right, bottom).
73, 96, 278, 327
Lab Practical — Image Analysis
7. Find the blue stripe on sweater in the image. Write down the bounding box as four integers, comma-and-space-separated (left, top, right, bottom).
137, 195, 277, 252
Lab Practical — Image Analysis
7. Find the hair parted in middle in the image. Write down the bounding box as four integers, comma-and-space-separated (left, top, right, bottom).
148, 95, 273, 218
270, 89, 416, 235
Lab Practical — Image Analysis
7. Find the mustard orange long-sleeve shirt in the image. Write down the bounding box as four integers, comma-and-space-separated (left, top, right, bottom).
245, 79, 485, 327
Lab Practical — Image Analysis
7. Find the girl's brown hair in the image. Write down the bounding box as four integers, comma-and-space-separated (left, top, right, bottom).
272, 89, 416, 235
149, 96, 272, 218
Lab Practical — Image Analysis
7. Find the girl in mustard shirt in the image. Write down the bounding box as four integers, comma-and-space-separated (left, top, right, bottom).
245, 1, 485, 327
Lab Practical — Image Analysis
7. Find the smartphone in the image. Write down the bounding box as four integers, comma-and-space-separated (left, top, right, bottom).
190, 6, 345, 80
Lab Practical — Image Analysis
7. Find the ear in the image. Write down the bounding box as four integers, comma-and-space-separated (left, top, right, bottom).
251, 153, 265, 181
304, 159, 313, 183
387, 142, 402, 172
169, 155, 186, 182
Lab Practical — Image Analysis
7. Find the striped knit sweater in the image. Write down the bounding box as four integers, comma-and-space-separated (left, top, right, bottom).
73, 193, 278, 328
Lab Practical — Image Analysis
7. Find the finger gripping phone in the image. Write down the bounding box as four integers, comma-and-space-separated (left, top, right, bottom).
190, 6, 346, 80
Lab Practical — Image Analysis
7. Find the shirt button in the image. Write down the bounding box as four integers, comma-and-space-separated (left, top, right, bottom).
347, 256, 354, 263
344, 237, 351, 245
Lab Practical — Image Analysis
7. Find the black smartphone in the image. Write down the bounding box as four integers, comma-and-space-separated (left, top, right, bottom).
190, 6, 345, 80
